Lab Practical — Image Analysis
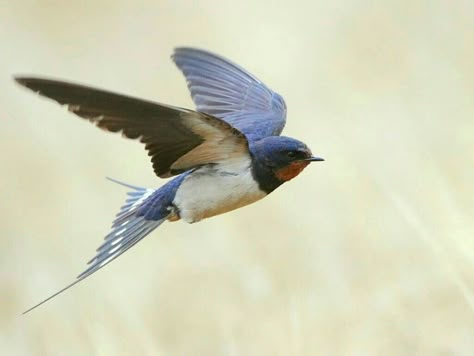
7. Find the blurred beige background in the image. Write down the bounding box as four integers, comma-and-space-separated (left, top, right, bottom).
2, 0, 474, 355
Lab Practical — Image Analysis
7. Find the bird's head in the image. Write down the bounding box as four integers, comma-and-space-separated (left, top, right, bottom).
252, 136, 324, 183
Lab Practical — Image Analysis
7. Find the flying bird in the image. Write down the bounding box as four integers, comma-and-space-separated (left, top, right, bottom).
16, 48, 324, 313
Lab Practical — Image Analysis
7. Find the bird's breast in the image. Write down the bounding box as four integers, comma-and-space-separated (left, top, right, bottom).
172, 163, 267, 223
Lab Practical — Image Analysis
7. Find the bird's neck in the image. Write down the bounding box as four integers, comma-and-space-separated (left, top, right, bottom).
249, 149, 284, 194
251, 160, 283, 194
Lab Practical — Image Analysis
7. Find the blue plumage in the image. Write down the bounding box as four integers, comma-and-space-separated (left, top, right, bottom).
137, 173, 189, 220
79, 175, 189, 280
172, 48, 287, 141
17, 47, 323, 314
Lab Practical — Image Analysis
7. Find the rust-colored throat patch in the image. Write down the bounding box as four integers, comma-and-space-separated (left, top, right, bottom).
275, 161, 310, 182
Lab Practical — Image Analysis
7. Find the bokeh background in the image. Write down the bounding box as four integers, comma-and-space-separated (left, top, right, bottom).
2, 1, 474, 355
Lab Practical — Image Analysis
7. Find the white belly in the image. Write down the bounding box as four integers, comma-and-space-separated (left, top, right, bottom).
173, 163, 266, 223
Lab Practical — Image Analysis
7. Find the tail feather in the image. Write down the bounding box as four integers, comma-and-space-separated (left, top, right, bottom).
23, 178, 167, 314
105, 176, 145, 190
107, 177, 155, 228
79, 217, 164, 279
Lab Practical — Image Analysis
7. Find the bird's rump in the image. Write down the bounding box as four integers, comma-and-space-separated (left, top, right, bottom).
15, 77, 250, 178
15, 47, 307, 314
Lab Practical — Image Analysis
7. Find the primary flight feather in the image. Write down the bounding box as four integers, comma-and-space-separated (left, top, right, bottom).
16, 47, 323, 314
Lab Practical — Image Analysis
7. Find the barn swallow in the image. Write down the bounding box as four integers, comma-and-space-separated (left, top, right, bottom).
16, 48, 324, 313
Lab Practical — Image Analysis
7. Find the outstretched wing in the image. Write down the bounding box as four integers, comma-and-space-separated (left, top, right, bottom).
172, 47, 287, 141
15, 77, 249, 178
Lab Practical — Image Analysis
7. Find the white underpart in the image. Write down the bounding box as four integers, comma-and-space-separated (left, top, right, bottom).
173, 157, 267, 223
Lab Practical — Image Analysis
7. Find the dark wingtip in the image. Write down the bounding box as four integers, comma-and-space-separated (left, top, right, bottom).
14, 76, 37, 90
14, 76, 28, 86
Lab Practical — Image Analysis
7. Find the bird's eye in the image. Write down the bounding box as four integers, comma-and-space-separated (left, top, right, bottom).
287, 151, 296, 158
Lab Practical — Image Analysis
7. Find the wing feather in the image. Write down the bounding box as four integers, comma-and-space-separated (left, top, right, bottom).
15, 77, 249, 178
172, 47, 287, 140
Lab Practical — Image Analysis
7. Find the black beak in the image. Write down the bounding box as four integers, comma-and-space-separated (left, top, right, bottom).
305, 156, 325, 162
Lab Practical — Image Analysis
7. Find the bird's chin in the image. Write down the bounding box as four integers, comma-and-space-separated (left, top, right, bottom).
275, 161, 310, 182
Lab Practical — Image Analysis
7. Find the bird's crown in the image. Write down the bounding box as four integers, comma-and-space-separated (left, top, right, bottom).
252, 136, 312, 165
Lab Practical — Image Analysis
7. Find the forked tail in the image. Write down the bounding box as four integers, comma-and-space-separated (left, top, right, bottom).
23, 178, 168, 314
